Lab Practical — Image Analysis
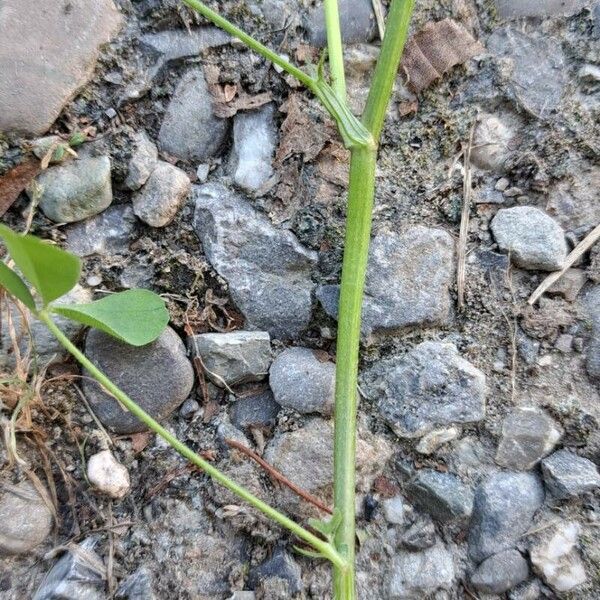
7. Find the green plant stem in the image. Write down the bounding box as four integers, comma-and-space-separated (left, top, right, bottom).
332, 2, 414, 598
323, 0, 346, 98
37, 310, 346, 571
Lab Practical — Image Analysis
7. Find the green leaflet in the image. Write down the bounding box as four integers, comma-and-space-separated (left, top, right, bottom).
0, 224, 80, 307
51, 289, 169, 346
0, 261, 36, 310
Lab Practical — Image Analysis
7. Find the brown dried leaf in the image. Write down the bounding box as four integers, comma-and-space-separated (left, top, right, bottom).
275, 94, 331, 165
315, 142, 350, 188
400, 18, 484, 93
131, 432, 153, 453
0, 157, 41, 217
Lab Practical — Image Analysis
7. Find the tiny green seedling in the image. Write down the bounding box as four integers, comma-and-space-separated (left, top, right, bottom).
0, 1, 415, 597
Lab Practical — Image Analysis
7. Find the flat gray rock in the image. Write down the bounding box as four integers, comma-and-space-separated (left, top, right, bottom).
468, 472, 545, 563
159, 68, 229, 161
317, 227, 454, 339
368, 341, 486, 438
387, 544, 455, 599
583, 286, 600, 381
230, 104, 276, 194
32, 156, 113, 223
495, 407, 562, 470
0, 0, 121, 135
188, 331, 271, 387
471, 549, 529, 594
269, 347, 335, 415
488, 28, 566, 116
407, 470, 473, 522
0, 480, 53, 554
133, 161, 190, 227
193, 183, 318, 339
229, 390, 281, 431
65, 205, 137, 257
541, 449, 600, 499
82, 326, 194, 433
491, 206, 567, 271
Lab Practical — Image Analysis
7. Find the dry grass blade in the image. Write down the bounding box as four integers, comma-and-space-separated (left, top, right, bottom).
528, 223, 600, 305
371, 0, 386, 40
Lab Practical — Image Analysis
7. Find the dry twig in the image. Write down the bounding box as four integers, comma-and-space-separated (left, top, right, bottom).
225, 438, 333, 515
528, 223, 600, 305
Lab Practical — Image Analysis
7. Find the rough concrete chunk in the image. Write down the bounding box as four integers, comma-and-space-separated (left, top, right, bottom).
368, 341, 486, 438
0, 0, 121, 135
318, 227, 454, 339
387, 544, 455, 599
193, 183, 317, 339
495, 407, 562, 470
188, 331, 271, 387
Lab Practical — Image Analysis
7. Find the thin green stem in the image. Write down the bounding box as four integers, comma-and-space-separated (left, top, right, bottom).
323, 0, 346, 98
37, 310, 346, 570
182, 0, 313, 88
332, 146, 376, 600
362, 0, 415, 141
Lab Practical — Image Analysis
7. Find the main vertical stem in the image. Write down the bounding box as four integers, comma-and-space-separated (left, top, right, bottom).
333, 147, 376, 599
332, 2, 414, 598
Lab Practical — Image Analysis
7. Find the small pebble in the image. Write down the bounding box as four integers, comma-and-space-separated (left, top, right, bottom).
86, 274, 102, 287
87, 450, 131, 499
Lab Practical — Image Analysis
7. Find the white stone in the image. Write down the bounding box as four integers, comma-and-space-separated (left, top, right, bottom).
383, 496, 405, 525
530, 522, 587, 592
87, 450, 131, 499
470, 114, 514, 172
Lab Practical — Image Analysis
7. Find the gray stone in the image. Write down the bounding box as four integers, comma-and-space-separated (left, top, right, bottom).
230, 390, 280, 431
159, 68, 228, 161
530, 521, 587, 592
468, 472, 545, 562
407, 470, 473, 522
193, 183, 317, 339
382, 496, 405, 525
516, 328, 540, 365
125, 132, 158, 190
400, 517, 437, 551
306, 0, 377, 46
0, 480, 53, 554
495, 407, 562, 470
82, 326, 194, 433
33, 156, 113, 223
33, 538, 105, 600
0, 0, 121, 135
369, 341, 486, 438
1, 285, 92, 369
471, 549, 529, 594
508, 580, 543, 600
230, 104, 276, 194
269, 347, 335, 415
132, 161, 190, 227
416, 427, 460, 455
387, 544, 455, 599
547, 165, 600, 232
318, 227, 454, 339
247, 548, 303, 595
583, 286, 600, 381
188, 331, 271, 387
65, 205, 136, 257
547, 268, 587, 302
494, 0, 589, 18
491, 206, 567, 271
116, 566, 156, 600
119, 261, 155, 289
140, 28, 230, 64
179, 398, 200, 419
541, 449, 600, 498
470, 114, 515, 172
487, 28, 566, 116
